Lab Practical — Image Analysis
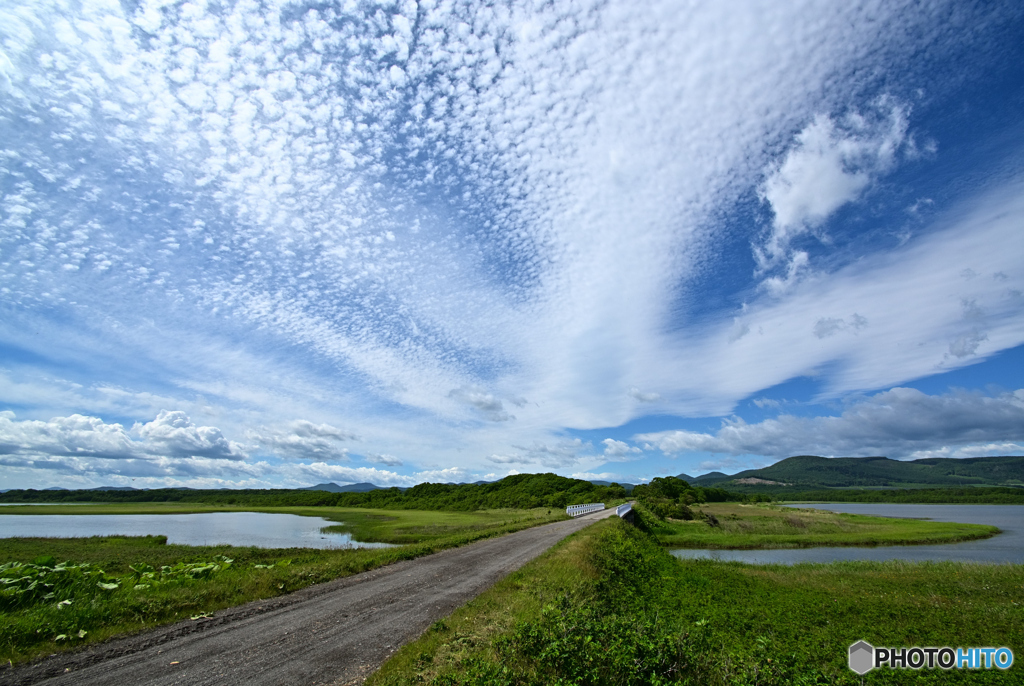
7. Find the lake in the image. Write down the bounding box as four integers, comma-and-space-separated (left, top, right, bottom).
0, 512, 394, 549
670, 504, 1024, 565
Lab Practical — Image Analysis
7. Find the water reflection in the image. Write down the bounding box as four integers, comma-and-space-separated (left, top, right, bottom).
0, 512, 394, 549
671, 504, 1024, 565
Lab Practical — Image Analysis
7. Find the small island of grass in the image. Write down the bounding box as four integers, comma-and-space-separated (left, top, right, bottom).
644, 502, 999, 549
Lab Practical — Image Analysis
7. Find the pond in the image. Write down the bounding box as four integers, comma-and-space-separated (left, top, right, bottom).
0, 512, 394, 550
670, 504, 1024, 565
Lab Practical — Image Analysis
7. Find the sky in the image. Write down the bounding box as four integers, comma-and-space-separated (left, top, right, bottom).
1, 0, 1023, 490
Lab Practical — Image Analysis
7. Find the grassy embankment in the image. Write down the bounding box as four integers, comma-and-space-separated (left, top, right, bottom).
647, 502, 998, 549
0, 504, 564, 665
369, 517, 1023, 685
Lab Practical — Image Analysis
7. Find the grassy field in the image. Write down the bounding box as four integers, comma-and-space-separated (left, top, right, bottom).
0, 506, 564, 665
648, 502, 998, 548
368, 518, 1023, 685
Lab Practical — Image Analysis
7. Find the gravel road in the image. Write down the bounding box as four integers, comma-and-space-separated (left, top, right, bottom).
1, 508, 616, 686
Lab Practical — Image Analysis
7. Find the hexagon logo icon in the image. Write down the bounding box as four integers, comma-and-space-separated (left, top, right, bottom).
849, 640, 874, 675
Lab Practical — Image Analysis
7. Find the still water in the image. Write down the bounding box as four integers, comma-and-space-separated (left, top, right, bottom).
0, 512, 394, 549
670, 504, 1024, 565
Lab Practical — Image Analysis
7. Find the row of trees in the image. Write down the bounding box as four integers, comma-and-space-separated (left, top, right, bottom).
631, 476, 769, 520
0, 474, 630, 512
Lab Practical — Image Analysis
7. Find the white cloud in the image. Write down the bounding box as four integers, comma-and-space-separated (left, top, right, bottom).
487, 453, 533, 465
0, 410, 265, 483
757, 100, 911, 285
628, 388, 661, 403
448, 387, 515, 422
668, 180, 1024, 414
0, 412, 137, 461
636, 387, 1024, 460
0, 410, 245, 462
601, 438, 641, 459
813, 313, 867, 339
364, 453, 402, 467
752, 398, 781, 409
134, 411, 246, 460
509, 439, 590, 468
570, 471, 626, 482
250, 420, 355, 461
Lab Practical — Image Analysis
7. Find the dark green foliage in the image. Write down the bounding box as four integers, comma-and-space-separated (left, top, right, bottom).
0, 474, 628, 511
0, 560, 120, 611
487, 522, 715, 686
632, 477, 747, 520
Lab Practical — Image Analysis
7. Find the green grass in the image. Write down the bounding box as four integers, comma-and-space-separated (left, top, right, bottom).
649, 502, 998, 549
368, 518, 1023, 685
0, 506, 565, 665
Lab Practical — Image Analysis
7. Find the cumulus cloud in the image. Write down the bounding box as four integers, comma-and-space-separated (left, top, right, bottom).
752, 398, 782, 409
0, 410, 261, 481
364, 453, 402, 467
0, 411, 137, 461
250, 420, 355, 461
508, 439, 590, 468
448, 388, 515, 422
0, 410, 245, 462
601, 438, 641, 459
487, 453, 533, 465
134, 411, 246, 460
636, 388, 1024, 460
757, 101, 912, 290
628, 388, 661, 403
813, 313, 867, 339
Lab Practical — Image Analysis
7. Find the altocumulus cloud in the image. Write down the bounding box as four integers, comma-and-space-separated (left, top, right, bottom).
636, 388, 1024, 460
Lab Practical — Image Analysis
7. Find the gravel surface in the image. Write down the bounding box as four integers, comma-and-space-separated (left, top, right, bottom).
1, 508, 616, 686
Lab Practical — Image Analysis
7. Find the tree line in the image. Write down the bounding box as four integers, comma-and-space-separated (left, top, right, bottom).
0, 473, 630, 511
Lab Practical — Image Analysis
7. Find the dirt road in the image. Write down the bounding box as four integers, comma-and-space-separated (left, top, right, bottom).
2, 508, 616, 686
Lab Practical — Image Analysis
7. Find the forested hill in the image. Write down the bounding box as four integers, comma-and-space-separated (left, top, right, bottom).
0, 473, 628, 511
688, 455, 1024, 489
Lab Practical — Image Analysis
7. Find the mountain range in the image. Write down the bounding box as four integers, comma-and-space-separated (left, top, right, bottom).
678, 455, 1024, 490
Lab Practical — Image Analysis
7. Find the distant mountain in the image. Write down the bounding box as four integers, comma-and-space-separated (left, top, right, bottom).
681, 455, 1024, 490
299, 482, 384, 493
89, 486, 139, 491
682, 472, 729, 485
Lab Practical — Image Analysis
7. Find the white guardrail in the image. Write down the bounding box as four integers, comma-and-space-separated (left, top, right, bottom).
616, 502, 632, 518
565, 502, 605, 517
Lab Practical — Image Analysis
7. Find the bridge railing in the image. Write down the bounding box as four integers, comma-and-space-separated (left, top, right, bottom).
616, 502, 632, 518
565, 502, 605, 517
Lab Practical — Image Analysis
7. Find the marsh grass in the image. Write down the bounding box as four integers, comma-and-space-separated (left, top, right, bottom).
368, 519, 1023, 685
652, 503, 998, 549
0, 507, 564, 664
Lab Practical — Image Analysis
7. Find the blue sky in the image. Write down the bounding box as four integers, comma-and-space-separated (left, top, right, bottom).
1, 0, 1023, 489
